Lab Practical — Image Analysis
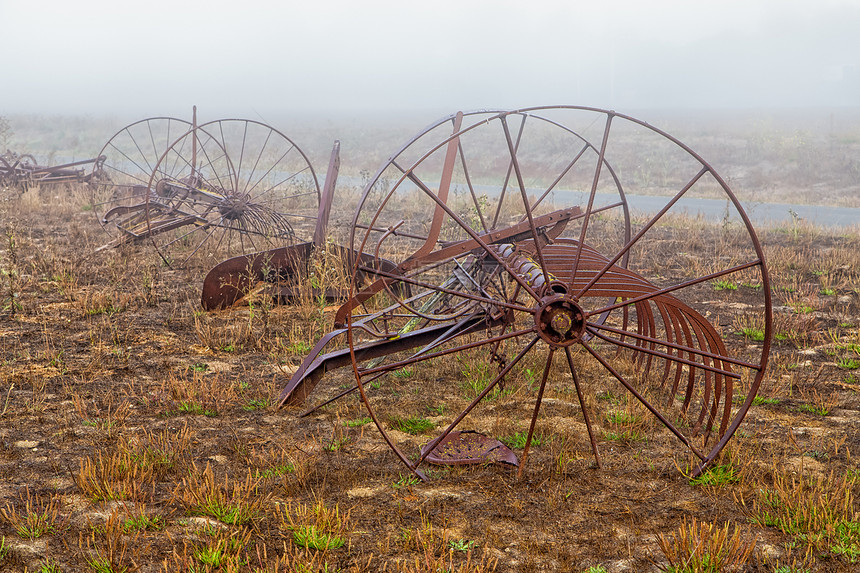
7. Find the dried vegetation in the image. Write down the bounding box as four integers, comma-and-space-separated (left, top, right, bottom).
0, 174, 858, 573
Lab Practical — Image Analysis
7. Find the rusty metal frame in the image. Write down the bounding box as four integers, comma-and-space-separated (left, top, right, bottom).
1, 150, 105, 190
276, 106, 772, 481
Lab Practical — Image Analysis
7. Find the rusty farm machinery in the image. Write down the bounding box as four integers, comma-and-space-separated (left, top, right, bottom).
250, 106, 774, 481
90, 108, 337, 272
0, 149, 106, 192
79, 104, 771, 480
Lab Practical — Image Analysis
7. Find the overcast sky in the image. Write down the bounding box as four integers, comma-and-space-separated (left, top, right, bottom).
2, 0, 859, 118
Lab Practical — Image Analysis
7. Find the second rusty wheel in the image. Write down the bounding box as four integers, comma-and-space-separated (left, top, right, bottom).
343, 107, 771, 479
92, 116, 193, 246
144, 119, 322, 269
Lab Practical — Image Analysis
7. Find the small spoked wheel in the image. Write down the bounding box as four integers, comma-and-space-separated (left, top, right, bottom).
92, 117, 193, 244
344, 107, 771, 479
143, 119, 322, 269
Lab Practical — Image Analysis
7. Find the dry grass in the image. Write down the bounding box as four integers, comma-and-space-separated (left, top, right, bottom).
655, 517, 757, 572
0, 175, 858, 572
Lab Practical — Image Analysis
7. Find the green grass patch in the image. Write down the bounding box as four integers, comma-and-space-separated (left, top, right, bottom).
796, 403, 830, 417
712, 279, 738, 291
292, 525, 345, 550
501, 430, 547, 449
739, 326, 766, 341
389, 415, 435, 435
689, 464, 740, 487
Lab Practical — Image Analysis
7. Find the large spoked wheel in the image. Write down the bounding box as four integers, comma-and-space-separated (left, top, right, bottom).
144, 119, 321, 269
345, 107, 771, 479
92, 117, 193, 243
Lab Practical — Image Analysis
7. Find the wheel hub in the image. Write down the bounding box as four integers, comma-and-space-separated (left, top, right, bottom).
219, 192, 251, 220
534, 295, 586, 347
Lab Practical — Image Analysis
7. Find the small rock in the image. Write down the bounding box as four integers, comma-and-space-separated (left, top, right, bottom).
347, 486, 384, 498
13, 440, 39, 449
8, 538, 47, 568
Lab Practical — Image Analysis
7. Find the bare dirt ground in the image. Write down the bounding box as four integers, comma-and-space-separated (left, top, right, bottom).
0, 185, 858, 573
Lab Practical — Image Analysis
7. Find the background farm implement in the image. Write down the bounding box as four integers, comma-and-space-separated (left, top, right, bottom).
91, 108, 334, 272
0, 150, 105, 192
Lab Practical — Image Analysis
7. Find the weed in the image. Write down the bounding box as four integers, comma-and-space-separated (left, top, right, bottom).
689, 464, 740, 487
344, 417, 372, 428
0, 535, 8, 561
177, 401, 218, 417
37, 560, 63, 573
83, 509, 143, 573
192, 529, 251, 569
501, 431, 546, 449
1, 382, 12, 418
449, 538, 477, 552
389, 415, 435, 435
191, 362, 209, 372
392, 474, 422, 489
427, 404, 446, 416
837, 357, 860, 370
712, 279, 738, 291
73, 449, 154, 502
285, 339, 312, 355
395, 510, 498, 572
747, 466, 859, 562
790, 302, 815, 314
603, 430, 646, 444
393, 367, 414, 378
740, 327, 766, 341
324, 435, 351, 452
175, 463, 268, 527
459, 356, 506, 400
242, 398, 270, 411
0, 487, 63, 539
1, 226, 23, 315
73, 396, 131, 435
291, 525, 345, 550
279, 498, 351, 551
582, 567, 608, 573
121, 507, 164, 533
732, 313, 768, 342
255, 463, 295, 479
796, 403, 830, 417
656, 517, 755, 572
605, 411, 639, 425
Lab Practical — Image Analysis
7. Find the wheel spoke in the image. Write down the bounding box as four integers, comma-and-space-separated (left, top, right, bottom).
500, 115, 552, 283
417, 336, 540, 466
357, 326, 535, 378
567, 113, 614, 292
584, 258, 764, 317
573, 166, 709, 299
586, 321, 760, 373
564, 347, 601, 467
581, 339, 708, 461
518, 348, 555, 477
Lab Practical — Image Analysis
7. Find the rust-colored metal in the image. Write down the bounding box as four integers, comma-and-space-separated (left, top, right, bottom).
277, 107, 771, 479
0, 150, 106, 191
421, 431, 519, 466
199, 141, 358, 310
92, 112, 326, 271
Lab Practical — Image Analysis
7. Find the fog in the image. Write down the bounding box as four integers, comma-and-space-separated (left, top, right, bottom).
2, 0, 859, 118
